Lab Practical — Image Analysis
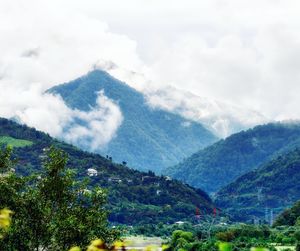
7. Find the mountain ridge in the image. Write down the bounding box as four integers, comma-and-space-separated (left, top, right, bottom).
165, 122, 300, 193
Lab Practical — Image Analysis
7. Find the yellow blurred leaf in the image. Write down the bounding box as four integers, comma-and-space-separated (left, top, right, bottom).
0, 208, 13, 230
69, 246, 81, 251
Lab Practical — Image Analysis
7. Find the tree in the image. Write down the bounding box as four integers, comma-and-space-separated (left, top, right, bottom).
167, 230, 195, 251
0, 146, 119, 250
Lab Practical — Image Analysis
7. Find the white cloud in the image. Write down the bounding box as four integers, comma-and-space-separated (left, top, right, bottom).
0, 80, 72, 136
0, 0, 144, 89
64, 91, 123, 150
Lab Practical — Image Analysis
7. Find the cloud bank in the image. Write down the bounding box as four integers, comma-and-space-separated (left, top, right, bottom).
87, 0, 300, 121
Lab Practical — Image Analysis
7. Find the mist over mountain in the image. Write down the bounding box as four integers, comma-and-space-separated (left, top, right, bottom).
144, 85, 266, 138
103, 65, 267, 138
48, 70, 218, 172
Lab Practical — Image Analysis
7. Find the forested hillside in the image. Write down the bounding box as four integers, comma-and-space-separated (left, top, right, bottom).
0, 118, 214, 225
215, 148, 300, 222
165, 122, 300, 193
48, 70, 217, 173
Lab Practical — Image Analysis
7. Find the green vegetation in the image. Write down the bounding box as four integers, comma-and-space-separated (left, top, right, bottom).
0, 117, 215, 226
0, 146, 118, 250
0, 136, 33, 148
164, 224, 300, 251
48, 69, 217, 173
274, 200, 300, 227
156, 198, 300, 250
216, 149, 300, 222
165, 122, 300, 193
123, 198, 300, 250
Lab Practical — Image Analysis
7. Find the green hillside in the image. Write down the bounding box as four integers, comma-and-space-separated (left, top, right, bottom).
216, 148, 300, 222
0, 118, 214, 225
165, 122, 300, 193
48, 70, 217, 173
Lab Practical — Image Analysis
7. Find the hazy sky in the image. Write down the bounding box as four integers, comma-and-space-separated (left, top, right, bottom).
1, 0, 300, 142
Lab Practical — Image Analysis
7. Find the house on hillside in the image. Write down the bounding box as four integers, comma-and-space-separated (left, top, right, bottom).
87, 168, 98, 177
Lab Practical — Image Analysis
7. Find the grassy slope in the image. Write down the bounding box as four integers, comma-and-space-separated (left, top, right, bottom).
0, 136, 33, 148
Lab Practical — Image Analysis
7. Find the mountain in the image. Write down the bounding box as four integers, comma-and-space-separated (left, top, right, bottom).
215, 148, 300, 222
0, 117, 214, 225
165, 122, 300, 193
47, 69, 217, 173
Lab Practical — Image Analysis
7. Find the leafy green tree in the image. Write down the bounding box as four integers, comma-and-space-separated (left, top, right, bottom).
0, 146, 118, 250
167, 230, 195, 251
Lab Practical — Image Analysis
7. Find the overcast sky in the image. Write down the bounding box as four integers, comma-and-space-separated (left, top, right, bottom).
1, 0, 300, 139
